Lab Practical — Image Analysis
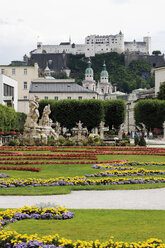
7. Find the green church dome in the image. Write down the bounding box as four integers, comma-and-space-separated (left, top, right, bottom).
85, 60, 93, 75
85, 67, 93, 74
100, 63, 108, 77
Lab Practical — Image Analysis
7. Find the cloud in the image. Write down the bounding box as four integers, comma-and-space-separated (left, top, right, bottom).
110, 0, 133, 4
0, 18, 9, 25
17, 18, 24, 23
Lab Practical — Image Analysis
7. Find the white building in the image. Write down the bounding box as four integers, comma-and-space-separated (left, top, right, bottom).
154, 66, 165, 96
0, 74, 18, 111
32, 32, 151, 57
0, 63, 39, 113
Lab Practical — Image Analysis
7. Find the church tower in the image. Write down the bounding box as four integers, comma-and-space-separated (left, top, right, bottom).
82, 59, 96, 91
97, 62, 112, 97
85, 60, 94, 81
100, 62, 109, 84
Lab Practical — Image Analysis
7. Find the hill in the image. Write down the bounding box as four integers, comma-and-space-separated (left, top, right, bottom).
68, 52, 154, 93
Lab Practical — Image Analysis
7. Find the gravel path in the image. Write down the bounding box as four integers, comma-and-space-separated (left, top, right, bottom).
1, 188, 165, 209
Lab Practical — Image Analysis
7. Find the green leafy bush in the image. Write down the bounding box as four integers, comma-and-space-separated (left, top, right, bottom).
134, 99, 165, 131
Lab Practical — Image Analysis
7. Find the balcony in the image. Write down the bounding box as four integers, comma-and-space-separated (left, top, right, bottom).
3, 96, 13, 101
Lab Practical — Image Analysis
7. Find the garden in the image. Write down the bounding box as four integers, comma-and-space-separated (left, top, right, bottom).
0, 145, 165, 247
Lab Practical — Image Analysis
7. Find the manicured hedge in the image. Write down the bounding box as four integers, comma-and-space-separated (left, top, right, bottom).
134, 99, 165, 130
39, 99, 125, 130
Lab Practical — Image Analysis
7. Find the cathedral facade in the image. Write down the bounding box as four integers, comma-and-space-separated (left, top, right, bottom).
82, 61, 113, 99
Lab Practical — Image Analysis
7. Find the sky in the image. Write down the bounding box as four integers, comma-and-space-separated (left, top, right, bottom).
0, 0, 165, 64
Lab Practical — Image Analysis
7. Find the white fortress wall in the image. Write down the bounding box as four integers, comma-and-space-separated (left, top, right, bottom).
33, 33, 150, 56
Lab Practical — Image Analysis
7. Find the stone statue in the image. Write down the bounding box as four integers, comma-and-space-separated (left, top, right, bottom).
24, 95, 40, 128
55, 121, 61, 138
39, 104, 51, 127
163, 122, 165, 140
77, 120, 83, 141
99, 121, 105, 139
23, 96, 58, 145
118, 123, 125, 139
140, 123, 147, 132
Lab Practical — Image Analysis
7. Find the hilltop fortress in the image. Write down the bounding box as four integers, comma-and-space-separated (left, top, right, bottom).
32, 31, 151, 57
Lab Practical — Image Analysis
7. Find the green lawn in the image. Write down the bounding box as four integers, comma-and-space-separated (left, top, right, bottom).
4, 209, 165, 242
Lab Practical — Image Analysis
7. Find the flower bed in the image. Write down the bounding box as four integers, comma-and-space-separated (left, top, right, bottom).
0, 146, 165, 156
0, 231, 163, 248
85, 168, 165, 177
94, 151, 165, 156
0, 205, 163, 247
0, 160, 127, 165
0, 173, 9, 178
92, 162, 165, 169
0, 205, 74, 230
0, 166, 40, 172
1, 176, 165, 188
0, 205, 75, 247
0, 155, 97, 161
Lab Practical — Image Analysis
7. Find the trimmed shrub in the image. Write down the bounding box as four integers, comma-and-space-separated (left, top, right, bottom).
39, 99, 126, 132
103, 100, 126, 129
134, 99, 165, 131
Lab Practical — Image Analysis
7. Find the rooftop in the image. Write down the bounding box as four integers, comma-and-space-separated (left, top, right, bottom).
30, 82, 97, 94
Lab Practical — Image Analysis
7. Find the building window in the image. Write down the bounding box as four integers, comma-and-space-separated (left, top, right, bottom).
44, 96, 48, 99
78, 96, 82, 100
3, 84, 14, 100
1, 69, 5, 74
24, 82, 27, 89
24, 68, 27, 75
54, 96, 58, 100
67, 96, 71, 99
12, 68, 16, 75
24, 96, 27, 99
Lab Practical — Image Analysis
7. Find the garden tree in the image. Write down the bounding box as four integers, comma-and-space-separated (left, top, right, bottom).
39, 99, 126, 132
0, 104, 26, 132
134, 99, 165, 130
152, 50, 161, 55
157, 82, 165, 100
39, 99, 104, 131
0, 105, 7, 131
3, 106, 17, 132
39, 99, 81, 130
78, 100, 104, 131
15, 112, 27, 132
103, 100, 126, 130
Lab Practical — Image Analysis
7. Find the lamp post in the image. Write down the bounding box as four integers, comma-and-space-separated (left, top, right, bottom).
127, 102, 131, 134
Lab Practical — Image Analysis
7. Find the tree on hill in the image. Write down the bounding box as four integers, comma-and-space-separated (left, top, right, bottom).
128, 60, 152, 76
152, 50, 161, 55
157, 82, 165, 100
